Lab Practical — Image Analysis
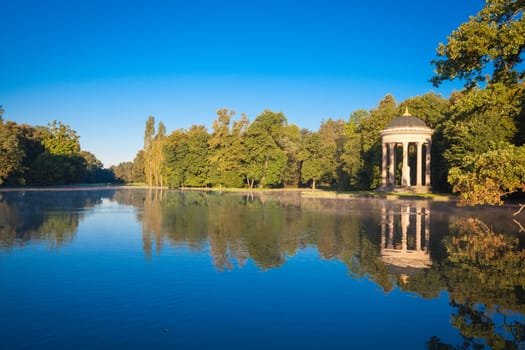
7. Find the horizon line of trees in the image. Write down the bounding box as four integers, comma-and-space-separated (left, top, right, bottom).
113, 93, 451, 192
2, 0, 524, 206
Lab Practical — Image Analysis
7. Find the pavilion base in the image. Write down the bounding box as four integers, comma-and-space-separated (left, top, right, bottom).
376, 185, 431, 194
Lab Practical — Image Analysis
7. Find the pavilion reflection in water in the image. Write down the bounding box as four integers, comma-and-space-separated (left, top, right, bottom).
380, 202, 431, 270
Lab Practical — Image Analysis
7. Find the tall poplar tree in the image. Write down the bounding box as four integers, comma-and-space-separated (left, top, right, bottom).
143, 116, 155, 187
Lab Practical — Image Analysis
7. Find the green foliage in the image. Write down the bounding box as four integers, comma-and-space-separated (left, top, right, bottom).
356, 94, 398, 189
449, 143, 525, 206
444, 85, 519, 169
431, 0, 525, 88
208, 109, 247, 188
112, 161, 135, 183
40, 121, 81, 156
341, 110, 366, 189
279, 124, 302, 187
318, 118, 349, 189
143, 116, 156, 186
244, 110, 288, 188
133, 150, 146, 183
0, 120, 23, 185
431, 1, 525, 202
298, 131, 329, 190
0, 108, 113, 186
163, 125, 210, 188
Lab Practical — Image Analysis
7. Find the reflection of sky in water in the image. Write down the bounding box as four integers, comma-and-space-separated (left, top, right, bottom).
0, 189, 523, 349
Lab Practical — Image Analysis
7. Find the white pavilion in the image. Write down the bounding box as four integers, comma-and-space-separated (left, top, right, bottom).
377, 108, 433, 193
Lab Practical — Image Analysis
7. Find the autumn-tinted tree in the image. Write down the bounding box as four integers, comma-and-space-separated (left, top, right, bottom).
151, 121, 166, 187
449, 142, 525, 206
0, 120, 23, 185
143, 116, 155, 186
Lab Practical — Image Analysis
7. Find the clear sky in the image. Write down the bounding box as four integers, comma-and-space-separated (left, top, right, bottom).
1, 0, 483, 167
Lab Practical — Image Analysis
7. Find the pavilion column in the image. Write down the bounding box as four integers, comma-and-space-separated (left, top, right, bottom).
401, 204, 409, 252
387, 209, 394, 249
388, 143, 395, 185
381, 207, 386, 248
416, 204, 422, 251
416, 142, 423, 186
425, 142, 431, 186
381, 142, 387, 185
402, 141, 409, 186
424, 207, 430, 251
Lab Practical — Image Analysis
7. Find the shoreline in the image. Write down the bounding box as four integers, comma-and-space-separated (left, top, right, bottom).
0, 183, 453, 201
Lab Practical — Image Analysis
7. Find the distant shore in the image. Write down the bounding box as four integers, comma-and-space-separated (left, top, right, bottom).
0, 183, 453, 201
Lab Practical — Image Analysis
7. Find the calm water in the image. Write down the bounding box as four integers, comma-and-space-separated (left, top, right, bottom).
1, 189, 524, 350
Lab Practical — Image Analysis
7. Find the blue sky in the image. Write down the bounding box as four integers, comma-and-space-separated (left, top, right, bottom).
1, 0, 482, 166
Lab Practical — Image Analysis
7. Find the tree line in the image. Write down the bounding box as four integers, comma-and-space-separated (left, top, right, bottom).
113, 93, 447, 191
114, 0, 525, 205
0, 109, 114, 186
2, 0, 524, 205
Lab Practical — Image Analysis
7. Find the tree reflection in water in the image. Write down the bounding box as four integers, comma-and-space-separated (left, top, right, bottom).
123, 190, 525, 349
1, 189, 524, 348
0, 189, 114, 249
420, 218, 525, 349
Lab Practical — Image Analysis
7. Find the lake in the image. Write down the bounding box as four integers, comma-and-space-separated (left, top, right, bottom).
1, 188, 524, 349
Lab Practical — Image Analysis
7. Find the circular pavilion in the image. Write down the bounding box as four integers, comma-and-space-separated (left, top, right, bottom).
378, 108, 433, 192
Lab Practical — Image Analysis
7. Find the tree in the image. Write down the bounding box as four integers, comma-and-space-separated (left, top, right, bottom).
0, 120, 23, 185
208, 109, 248, 188
80, 151, 114, 183
244, 110, 288, 188
431, 0, 525, 89
133, 150, 146, 183
112, 161, 135, 183
299, 131, 329, 190
341, 111, 365, 189
164, 129, 188, 187
143, 116, 155, 187
431, 1, 525, 202
448, 142, 525, 205
40, 121, 81, 156
164, 126, 209, 188
29, 121, 85, 185
356, 94, 398, 189
184, 125, 210, 187
277, 123, 302, 188
317, 118, 348, 190
141, 116, 167, 187
151, 121, 166, 187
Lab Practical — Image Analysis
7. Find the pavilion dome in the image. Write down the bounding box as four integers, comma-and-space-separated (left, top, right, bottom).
385, 108, 429, 130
